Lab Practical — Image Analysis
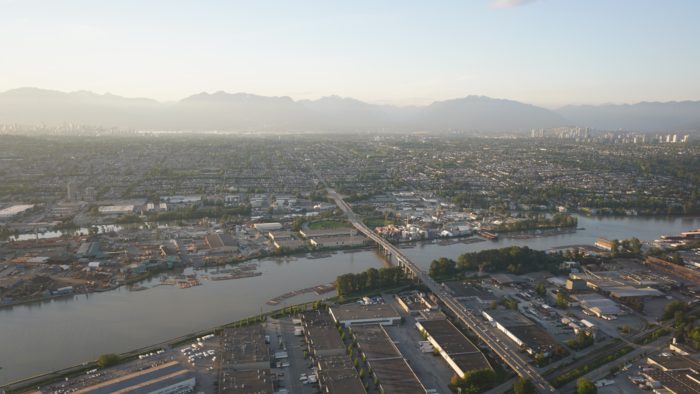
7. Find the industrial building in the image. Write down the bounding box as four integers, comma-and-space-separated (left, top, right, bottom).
253, 222, 283, 232
329, 303, 401, 327
299, 228, 357, 239
441, 280, 497, 304
220, 325, 270, 371
395, 291, 436, 314
98, 205, 136, 215
642, 352, 700, 394
301, 311, 366, 394
220, 369, 274, 394
415, 319, 491, 378
0, 204, 34, 219
204, 233, 238, 253
352, 325, 426, 393
309, 235, 367, 249
482, 309, 559, 357
573, 293, 622, 319
565, 278, 587, 291
75, 361, 195, 394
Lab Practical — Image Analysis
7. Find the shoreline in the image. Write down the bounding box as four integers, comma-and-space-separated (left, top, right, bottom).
0, 300, 324, 393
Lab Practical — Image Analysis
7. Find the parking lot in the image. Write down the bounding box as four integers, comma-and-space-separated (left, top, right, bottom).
266, 317, 316, 394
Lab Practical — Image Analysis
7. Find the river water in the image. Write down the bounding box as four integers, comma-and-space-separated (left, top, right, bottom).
1, 215, 699, 384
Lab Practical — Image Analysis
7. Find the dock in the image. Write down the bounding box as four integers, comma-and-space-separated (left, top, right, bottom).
266, 282, 336, 305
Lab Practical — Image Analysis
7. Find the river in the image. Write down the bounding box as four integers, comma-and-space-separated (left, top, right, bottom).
1, 215, 698, 385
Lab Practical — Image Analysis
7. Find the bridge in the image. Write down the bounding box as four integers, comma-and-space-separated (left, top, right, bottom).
328, 189, 557, 393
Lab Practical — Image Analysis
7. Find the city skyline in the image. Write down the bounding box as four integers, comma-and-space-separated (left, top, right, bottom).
2, 0, 699, 108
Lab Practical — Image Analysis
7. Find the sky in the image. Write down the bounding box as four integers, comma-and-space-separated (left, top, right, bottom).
1, 0, 699, 108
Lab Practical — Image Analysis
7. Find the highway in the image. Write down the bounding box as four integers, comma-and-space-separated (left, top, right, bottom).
328, 189, 557, 393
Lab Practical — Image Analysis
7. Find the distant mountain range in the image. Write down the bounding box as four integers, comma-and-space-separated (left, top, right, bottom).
1, 87, 699, 133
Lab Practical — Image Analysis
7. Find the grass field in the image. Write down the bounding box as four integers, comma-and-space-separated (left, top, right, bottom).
363, 217, 398, 228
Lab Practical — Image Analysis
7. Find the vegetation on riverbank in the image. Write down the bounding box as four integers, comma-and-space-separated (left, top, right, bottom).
335, 266, 407, 297
493, 213, 577, 232
429, 246, 565, 279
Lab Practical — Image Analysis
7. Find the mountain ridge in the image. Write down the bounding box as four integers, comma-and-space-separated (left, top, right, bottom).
1, 87, 698, 132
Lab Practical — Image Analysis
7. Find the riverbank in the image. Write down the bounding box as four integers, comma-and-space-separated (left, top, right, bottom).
0, 300, 324, 394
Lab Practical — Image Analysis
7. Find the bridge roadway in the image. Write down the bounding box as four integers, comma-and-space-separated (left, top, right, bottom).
328, 190, 557, 393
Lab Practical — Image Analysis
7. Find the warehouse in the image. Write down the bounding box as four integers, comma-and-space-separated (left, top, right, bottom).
441, 280, 497, 304
574, 293, 622, 319
98, 205, 135, 215
329, 303, 401, 327
309, 235, 366, 249
482, 309, 559, 357
253, 222, 282, 232
220, 325, 270, 371
0, 204, 34, 219
415, 319, 491, 378
352, 325, 426, 394
75, 361, 195, 394
220, 369, 274, 394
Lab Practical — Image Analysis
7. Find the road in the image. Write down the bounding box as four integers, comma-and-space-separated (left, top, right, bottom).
328, 189, 557, 393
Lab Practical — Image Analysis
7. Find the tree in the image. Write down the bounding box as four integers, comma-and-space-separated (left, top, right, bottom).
628, 237, 642, 255
449, 369, 497, 393
96, 353, 120, 368
429, 257, 457, 278
535, 282, 546, 297
671, 252, 684, 265
663, 301, 688, 320
513, 377, 536, 394
567, 332, 595, 350
556, 292, 569, 309
576, 378, 597, 394
610, 239, 620, 256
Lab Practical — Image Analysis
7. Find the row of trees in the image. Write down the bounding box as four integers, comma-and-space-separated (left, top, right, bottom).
449, 369, 497, 394
336, 266, 405, 296
566, 331, 595, 350
514, 377, 596, 394
458, 246, 564, 275
147, 205, 251, 221
494, 213, 578, 232
664, 301, 700, 350
429, 246, 567, 279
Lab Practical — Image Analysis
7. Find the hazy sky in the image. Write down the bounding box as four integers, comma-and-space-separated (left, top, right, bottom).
1, 0, 699, 107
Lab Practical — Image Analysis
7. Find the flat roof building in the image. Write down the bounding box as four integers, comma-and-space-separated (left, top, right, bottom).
299, 228, 357, 239
309, 235, 366, 249
316, 354, 367, 394
220, 369, 274, 394
220, 325, 270, 371
442, 281, 497, 303
415, 319, 491, 378
482, 309, 560, 357
302, 310, 366, 394
352, 325, 426, 394
253, 222, 283, 232
330, 303, 401, 327
98, 205, 135, 214
0, 204, 34, 219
